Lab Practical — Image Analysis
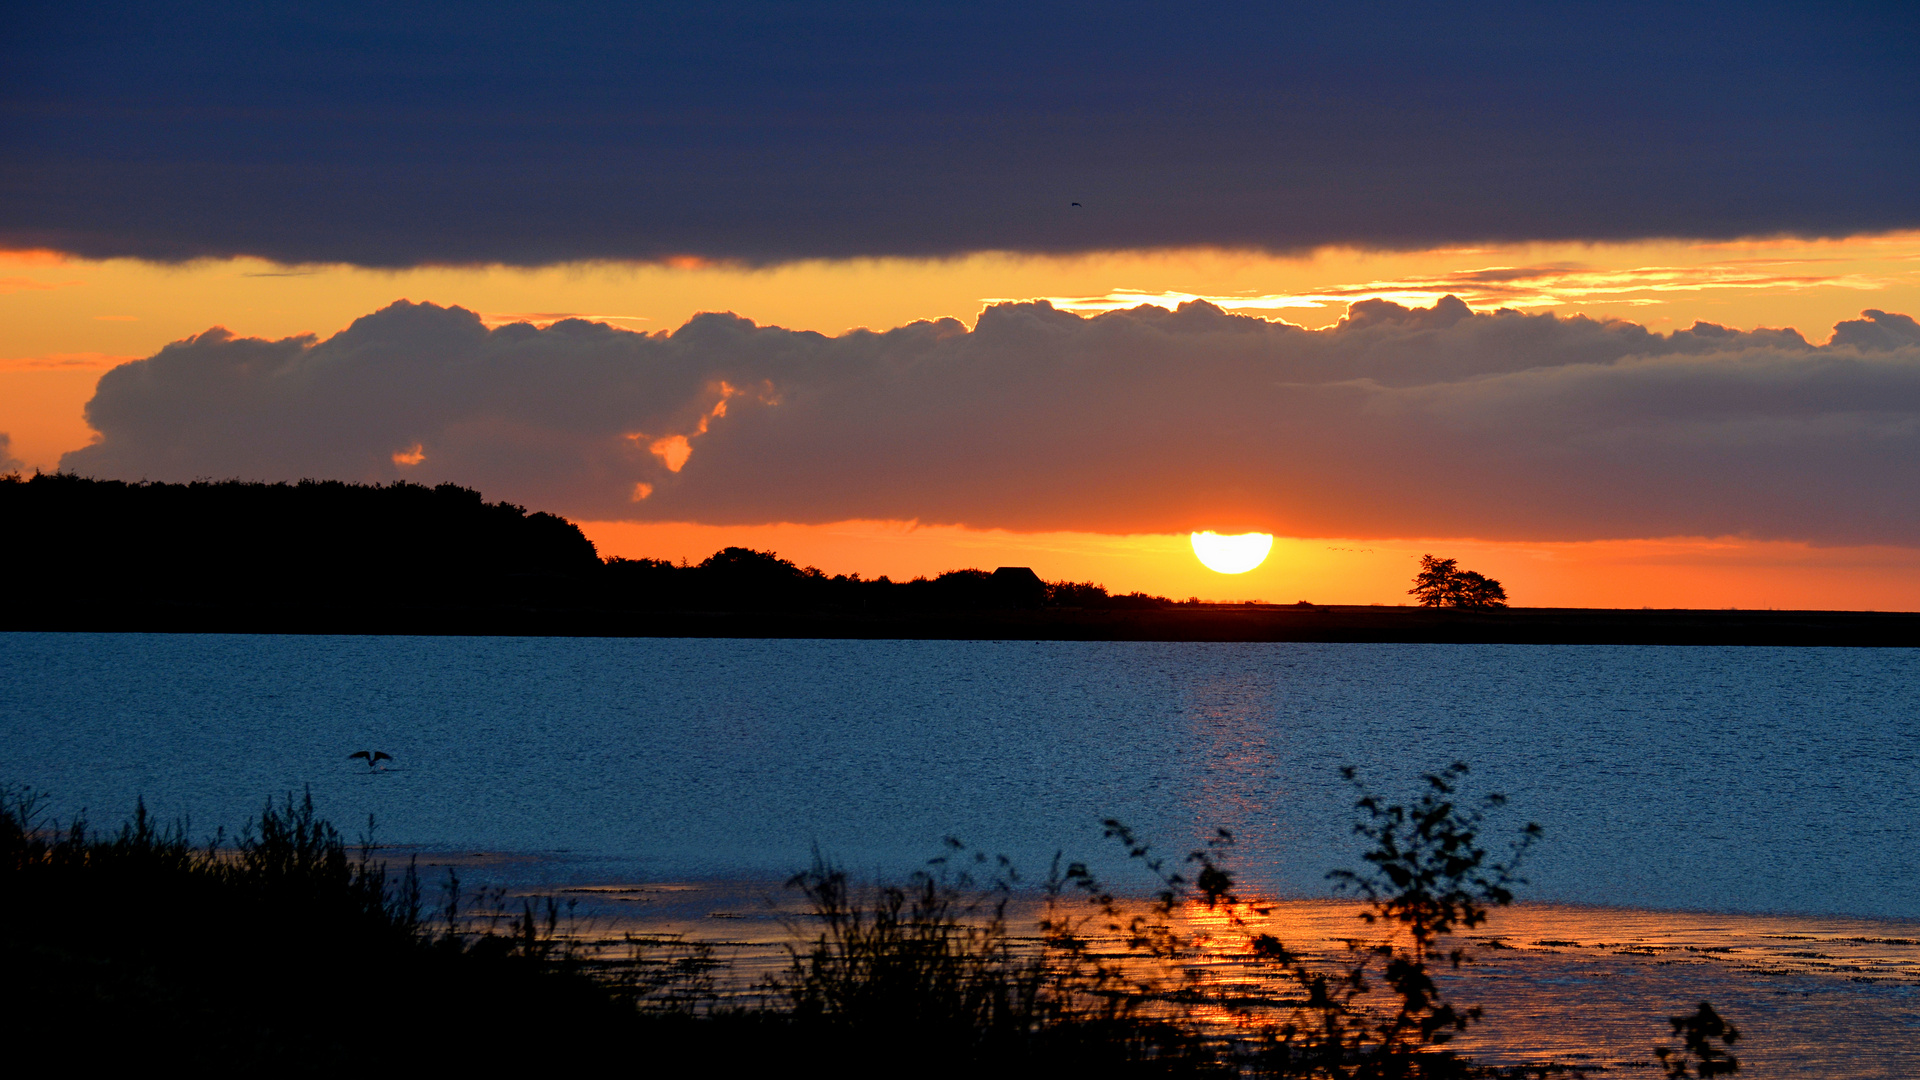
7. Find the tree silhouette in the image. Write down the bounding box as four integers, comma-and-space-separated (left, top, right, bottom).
1409, 554, 1509, 609
0, 473, 600, 611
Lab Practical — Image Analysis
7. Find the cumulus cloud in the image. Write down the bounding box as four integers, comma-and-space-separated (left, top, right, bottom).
61, 297, 1920, 547
4, 2, 1917, 265
0, 434, 22, 474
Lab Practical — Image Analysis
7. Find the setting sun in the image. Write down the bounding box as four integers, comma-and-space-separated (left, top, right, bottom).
1190, 531, 1274, 575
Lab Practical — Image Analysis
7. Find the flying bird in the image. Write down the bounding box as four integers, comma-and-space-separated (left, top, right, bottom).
1071, 202, 1082, 207
349, 750, 393, 769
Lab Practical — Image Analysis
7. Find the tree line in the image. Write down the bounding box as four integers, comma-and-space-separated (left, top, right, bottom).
2, 473, 597, 610
605, 548, 1173, 613
0, 474, 1172, 615
4, 475, 1517, 616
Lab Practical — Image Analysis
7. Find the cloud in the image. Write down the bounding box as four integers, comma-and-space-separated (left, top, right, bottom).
478, 313, 652, 329
1037, 258, 1917, 319
0, 352, 133, 371
0, 434, 21, 473
1831, 310, 1920, 351
60, 298, 1920, 547
3, 2, 1917, 266
0, 276, 84, 293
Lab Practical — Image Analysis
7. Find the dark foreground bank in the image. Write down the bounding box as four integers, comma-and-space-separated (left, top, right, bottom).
7, 774, 1744, 1077
0, 790, 1211, 1076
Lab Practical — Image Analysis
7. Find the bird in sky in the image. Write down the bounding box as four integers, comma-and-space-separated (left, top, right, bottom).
1071, 202, 1082, 207
349, 750, 393, 769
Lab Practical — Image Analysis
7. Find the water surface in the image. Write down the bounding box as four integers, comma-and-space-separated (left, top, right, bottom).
3, 633, 1916, 917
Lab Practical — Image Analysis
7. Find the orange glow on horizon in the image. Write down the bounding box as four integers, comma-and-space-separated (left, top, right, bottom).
577, 519, 1920, 610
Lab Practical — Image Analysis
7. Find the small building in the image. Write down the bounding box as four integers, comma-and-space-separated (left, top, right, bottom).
990, 566, 1047, 609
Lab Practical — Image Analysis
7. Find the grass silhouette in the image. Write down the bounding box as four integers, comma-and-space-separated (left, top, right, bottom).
0, 787, 637, 1072
1, 770, 1733, 1077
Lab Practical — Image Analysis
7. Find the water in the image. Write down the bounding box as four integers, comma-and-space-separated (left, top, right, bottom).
4, 632, 1915, 918
8, 632, 1919, 1074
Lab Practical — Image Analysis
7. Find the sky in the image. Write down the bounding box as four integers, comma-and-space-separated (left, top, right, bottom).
5, 1, 1920, 607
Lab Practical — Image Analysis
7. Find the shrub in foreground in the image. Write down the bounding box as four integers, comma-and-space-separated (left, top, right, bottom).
1, 769, 1739, 1077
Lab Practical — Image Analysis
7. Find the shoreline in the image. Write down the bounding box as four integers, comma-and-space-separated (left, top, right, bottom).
371, 845, 1920, 930
422, 865, 1920, 1077
7, 603, 1920, 646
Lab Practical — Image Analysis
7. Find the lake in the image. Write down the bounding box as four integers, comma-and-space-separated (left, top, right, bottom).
10, 631, 1920, 1075
3, 631, 1915, 918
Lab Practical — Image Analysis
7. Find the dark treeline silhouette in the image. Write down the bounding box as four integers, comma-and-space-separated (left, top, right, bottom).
10, 473, 1918, 644
612, 547, 1174, 613
3, 473, 599, 610
0, 474, 1170, 619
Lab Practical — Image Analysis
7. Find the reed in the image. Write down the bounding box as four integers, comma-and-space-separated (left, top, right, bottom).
0, 769, 1739, 1077
767, 841, 1220, 1073
0, 786, 633, 1071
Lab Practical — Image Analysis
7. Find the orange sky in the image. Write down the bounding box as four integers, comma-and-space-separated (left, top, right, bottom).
577, 520, 1920, 611
7, 234, 1920, 608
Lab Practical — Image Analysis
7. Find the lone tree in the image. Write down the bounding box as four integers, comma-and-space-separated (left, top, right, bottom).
1409, 554, 1509, 609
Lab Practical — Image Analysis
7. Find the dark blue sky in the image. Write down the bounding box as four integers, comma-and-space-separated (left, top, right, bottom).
4, 1, 1915, 266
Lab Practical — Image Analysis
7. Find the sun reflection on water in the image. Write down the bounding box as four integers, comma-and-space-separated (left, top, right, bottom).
485, 875, 1920, 1078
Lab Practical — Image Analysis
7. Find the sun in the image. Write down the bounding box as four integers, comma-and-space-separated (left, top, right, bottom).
1190, 532, 1273, 574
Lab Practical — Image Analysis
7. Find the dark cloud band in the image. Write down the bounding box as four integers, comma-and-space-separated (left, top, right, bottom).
61, 297, 1920, 546
4, 1, 1916, 266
